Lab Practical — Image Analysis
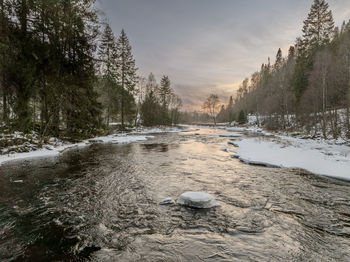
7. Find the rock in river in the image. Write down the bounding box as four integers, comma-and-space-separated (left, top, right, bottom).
177, 192, 219, 208
159, 197, 175, 205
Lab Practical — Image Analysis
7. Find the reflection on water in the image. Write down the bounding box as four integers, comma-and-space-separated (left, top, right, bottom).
141, 143, 180, 152
0, 130, 350, 261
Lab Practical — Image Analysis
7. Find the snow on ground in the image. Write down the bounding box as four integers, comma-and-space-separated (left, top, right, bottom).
0, 126, 198, 166
179, 124, 267, 134
0, 134, 153, 166
130, 126, 196, 135
233, 136, 350, 180
217, 132, 244, 138
181, 124, 350, 180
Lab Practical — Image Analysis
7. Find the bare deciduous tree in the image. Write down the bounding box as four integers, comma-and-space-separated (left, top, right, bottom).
202, 94, 220, 126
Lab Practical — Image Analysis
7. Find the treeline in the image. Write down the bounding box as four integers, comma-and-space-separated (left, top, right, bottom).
181, 111, 213, 124
0, 0, 182, 140
138, 73, 182, 126
0, 0, 102, 140
223, 0, 350, 140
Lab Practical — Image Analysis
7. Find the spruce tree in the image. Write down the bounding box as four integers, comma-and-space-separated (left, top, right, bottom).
275, 48, 283, 71
0, 0, 9, 123
99, 24, 117, 77
294, 0, 334, 102
227, 96, 234, 123
238, 110, 247, 125
98, 23, 119, 125
301, 0, 334, 53
159, 75, 172, 124
141, 90, 160, 126
115, 29, 138, 128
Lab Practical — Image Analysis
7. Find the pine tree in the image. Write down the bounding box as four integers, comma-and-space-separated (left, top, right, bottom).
59, 0, 102, 139
99, 24, 117, 77
0, 0, 10, 123
301, 0, 334, 53
159, 75, 172, 124
115, 29, 138, 128
237, 110, 247, 125
141, 90, 160, 126
98, 23, 119, 125
227, 96, 234, 123
274, 48, 283, 71
294, 0, 334, 102
288, 46, 295, 61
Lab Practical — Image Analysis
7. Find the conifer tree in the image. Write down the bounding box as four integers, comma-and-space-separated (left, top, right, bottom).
0, 0, 9, 123
294, 0, 334, 102
140, 90, 160, 126
159, 75, 172, 124
301, 0, 334, 53
99, 24, 117, 77
115, 29, 138, 128
227, 96, 234, 123
275, 48, 283, 71
98, 23, 119, 125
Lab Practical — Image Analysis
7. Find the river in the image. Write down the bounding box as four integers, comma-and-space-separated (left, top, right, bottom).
1, 128, 350, 261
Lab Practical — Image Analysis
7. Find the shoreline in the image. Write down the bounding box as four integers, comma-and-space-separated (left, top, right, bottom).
0, 127, 190, 166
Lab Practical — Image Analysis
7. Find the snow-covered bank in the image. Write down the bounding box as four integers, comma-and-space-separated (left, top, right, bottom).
233, 136, 350, 180
0, 134, 153, 166
130, 126, 196, 134
181, 124, 350, 180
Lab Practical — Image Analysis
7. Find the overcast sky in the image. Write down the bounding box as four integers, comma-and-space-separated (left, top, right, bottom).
96, 0, 350, 110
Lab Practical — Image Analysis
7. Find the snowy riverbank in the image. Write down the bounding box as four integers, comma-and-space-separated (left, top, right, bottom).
0, 127, 194, 166
215, 125, 350, 180
233, 136, 350, 180
181, 124, 350, 180
0, 133, 154, 166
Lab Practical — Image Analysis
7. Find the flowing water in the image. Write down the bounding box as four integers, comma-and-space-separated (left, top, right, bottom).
1, 128, 350, 261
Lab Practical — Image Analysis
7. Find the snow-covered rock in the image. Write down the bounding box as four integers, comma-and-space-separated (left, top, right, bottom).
177, 192, 219, 209
159, 197, 175, 205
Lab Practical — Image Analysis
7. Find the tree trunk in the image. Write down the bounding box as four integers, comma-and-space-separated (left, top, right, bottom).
106, 105, 110, 126
321, 66, 327, 139
121, 71, 125, 128
2, 86, 8, 123
346, 105, 350, 139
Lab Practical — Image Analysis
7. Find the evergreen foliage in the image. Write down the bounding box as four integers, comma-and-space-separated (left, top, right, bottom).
237, 110, 247, 124
0, 1, 183, 140
115, 29, 138, 128
231, 0, 350, 139
140, 73, 182, 126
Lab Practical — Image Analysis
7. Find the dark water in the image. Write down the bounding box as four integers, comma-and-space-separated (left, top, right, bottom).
1, 128, 350, 261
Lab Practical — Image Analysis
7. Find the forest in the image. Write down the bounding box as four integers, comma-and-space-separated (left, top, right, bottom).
0, 0, 182, 141
218, 0, 350, 140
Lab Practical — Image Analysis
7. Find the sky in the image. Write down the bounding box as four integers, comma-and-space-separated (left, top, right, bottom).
96, 0, 350, 110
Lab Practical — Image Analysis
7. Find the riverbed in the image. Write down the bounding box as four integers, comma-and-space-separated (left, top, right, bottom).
1, 128, 350, 261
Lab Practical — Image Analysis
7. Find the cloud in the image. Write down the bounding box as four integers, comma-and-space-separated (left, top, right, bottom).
98, 0, 350, 110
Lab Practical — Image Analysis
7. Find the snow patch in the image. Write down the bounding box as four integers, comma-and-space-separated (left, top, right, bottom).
0, 134, 153, 166
218, 132, 243, 138
234, 137, 350, 180
130, 127, 191, 135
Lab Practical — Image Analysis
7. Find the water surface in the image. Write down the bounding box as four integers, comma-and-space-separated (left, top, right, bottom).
1, 128, 350, 261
